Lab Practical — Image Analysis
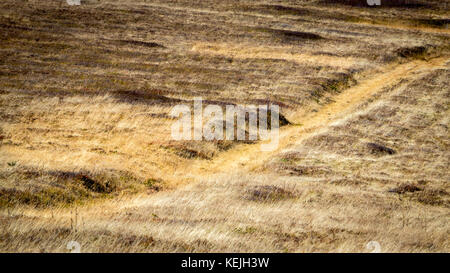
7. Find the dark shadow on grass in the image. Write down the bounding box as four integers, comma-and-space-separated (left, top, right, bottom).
319, 0, 432, 8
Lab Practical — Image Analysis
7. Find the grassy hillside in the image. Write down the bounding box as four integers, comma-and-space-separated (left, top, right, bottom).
0, 0, 448, 252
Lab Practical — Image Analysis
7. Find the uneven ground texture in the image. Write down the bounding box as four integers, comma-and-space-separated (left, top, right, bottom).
0, 0, 449, 252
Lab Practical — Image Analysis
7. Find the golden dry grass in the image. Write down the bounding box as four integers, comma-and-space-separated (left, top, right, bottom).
0, 0, 449, 252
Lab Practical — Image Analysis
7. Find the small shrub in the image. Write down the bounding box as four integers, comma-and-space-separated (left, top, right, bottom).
234, 226, 258, 234
254, 27, 323, 43
144, 178, 162, 191
77, 174, 114, 193
175, 148, 211, 160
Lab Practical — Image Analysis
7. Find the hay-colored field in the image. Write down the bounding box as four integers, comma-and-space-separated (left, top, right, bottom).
0, 0, 449, 252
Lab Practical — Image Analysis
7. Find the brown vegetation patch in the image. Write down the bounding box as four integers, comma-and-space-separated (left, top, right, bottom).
0, 167, 145, 208
321, 0, 429, 8
388, 183, 422, 194
316, 72, 357, 96
244, 185, 296, 202
366, 142, 396, 155
111, 90, 182, 105
113, 40, 164, 48
235, 4, 310, 16
276, 164, 332, 176
252, 107, 292, 127
254, 27, 323, 42
175, 148, 212, 160
388, 184, 449, 207
0, 187, 76, 208
411, 19, 450, 28
395, 46, 427, 59
76, 174, 114, 193
415, 188, 449, 207
256, 5, 310, 16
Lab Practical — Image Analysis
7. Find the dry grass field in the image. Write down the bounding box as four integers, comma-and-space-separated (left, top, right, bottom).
0, 0, 449, 252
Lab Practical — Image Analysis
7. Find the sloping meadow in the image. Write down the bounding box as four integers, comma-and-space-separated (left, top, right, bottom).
0, 0, 448, 207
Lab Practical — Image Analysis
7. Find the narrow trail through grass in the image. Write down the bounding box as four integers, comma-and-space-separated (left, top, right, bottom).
184, 56, 449, 179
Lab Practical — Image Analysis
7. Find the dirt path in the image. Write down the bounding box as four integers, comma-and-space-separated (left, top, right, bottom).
185, 56, 449, 178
